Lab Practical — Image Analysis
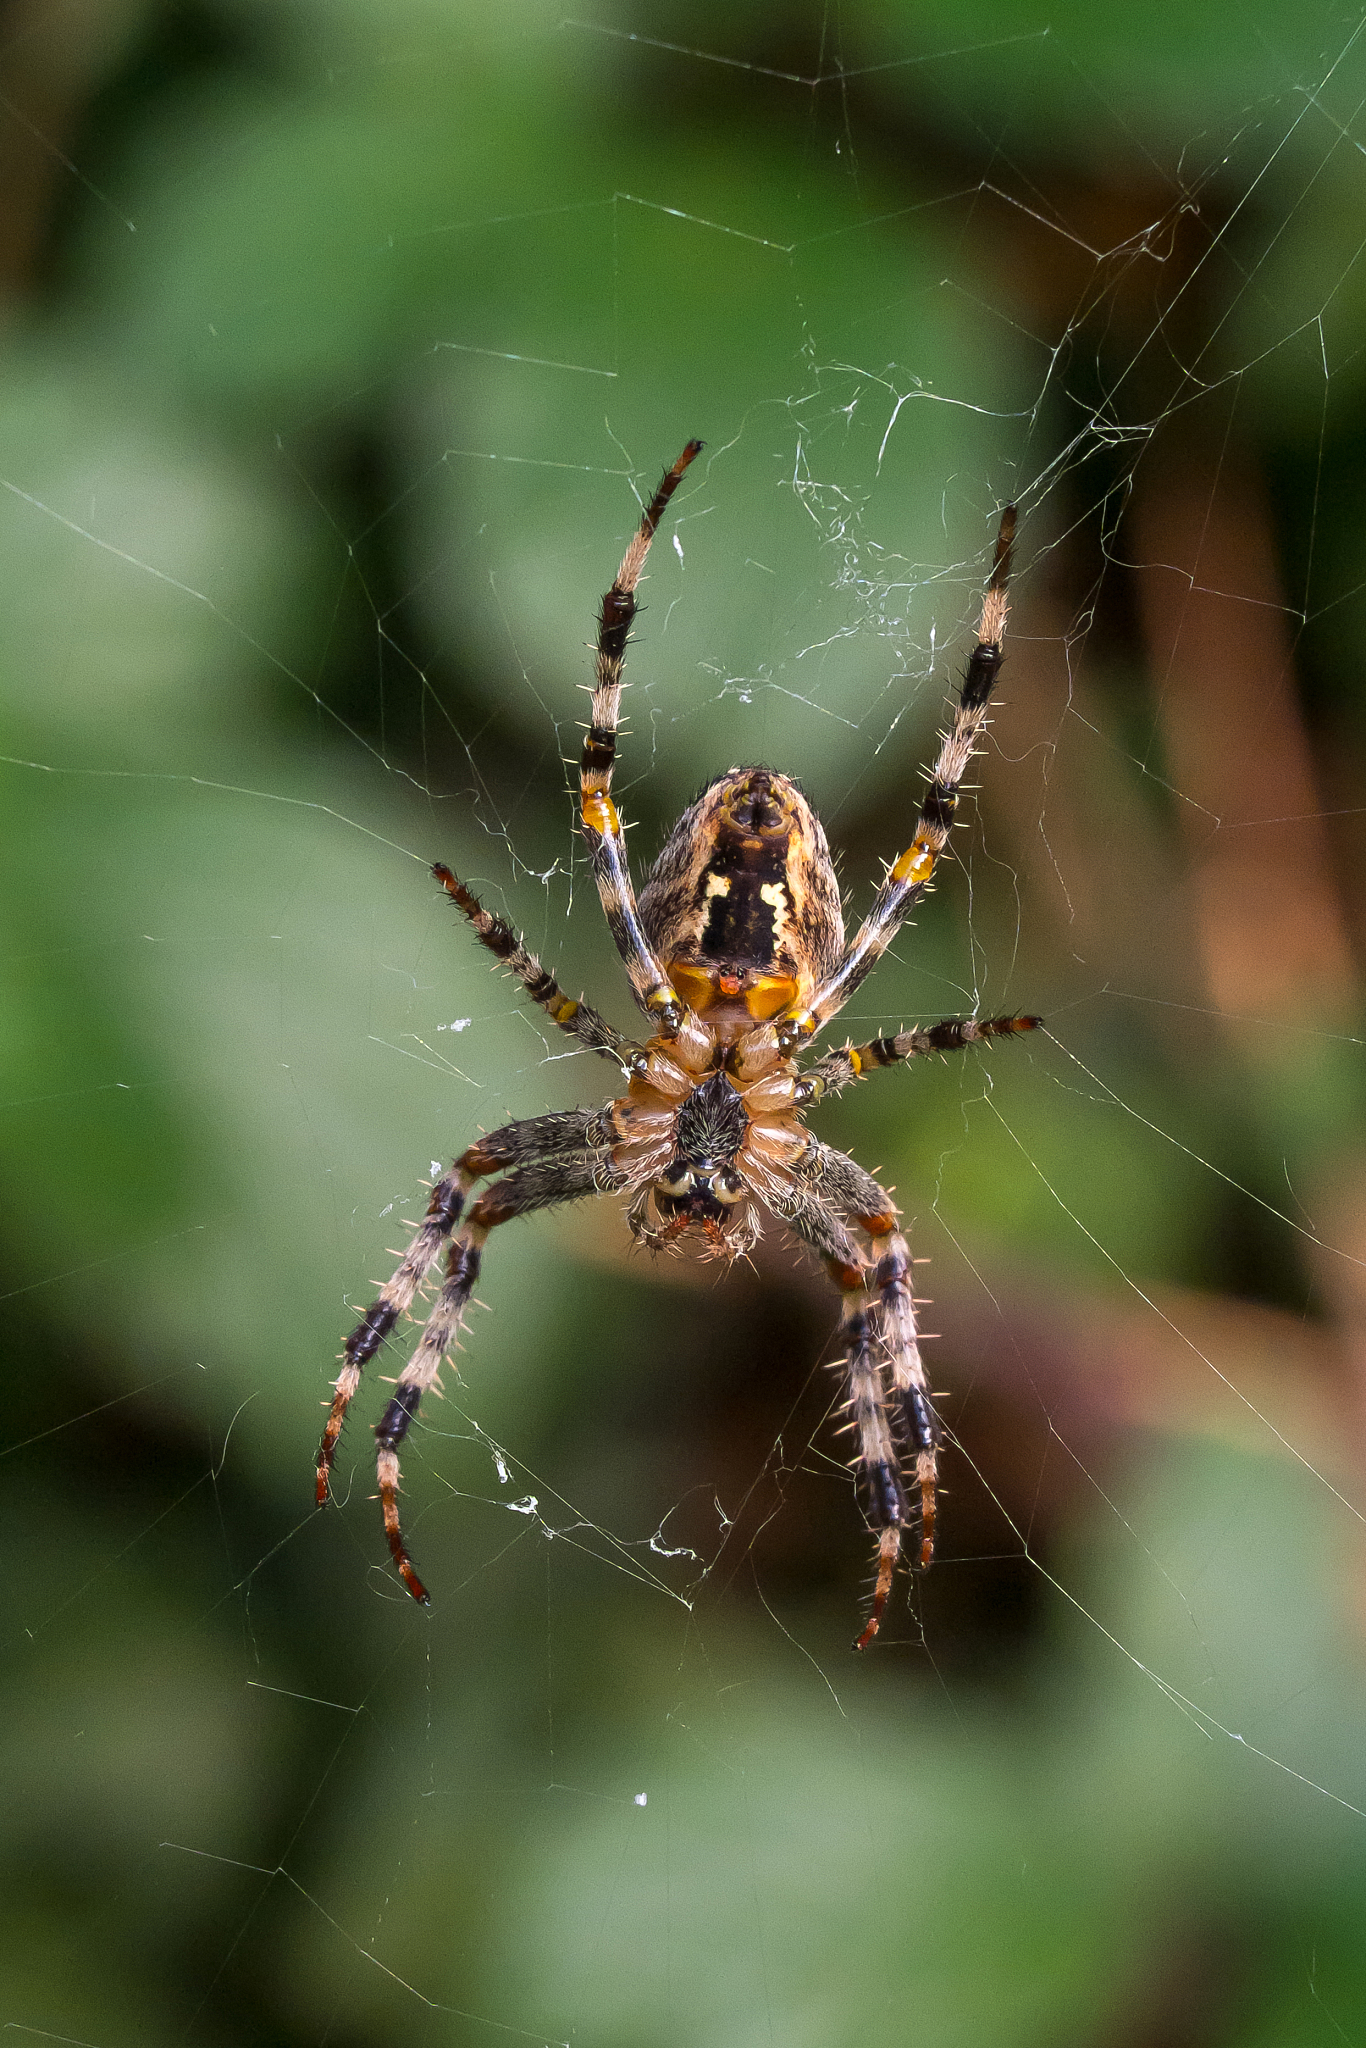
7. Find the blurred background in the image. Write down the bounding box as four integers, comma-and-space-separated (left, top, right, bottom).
4, 0, 1366, 2041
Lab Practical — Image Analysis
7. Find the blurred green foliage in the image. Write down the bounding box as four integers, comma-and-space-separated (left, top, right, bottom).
4, 1, 1366, 2043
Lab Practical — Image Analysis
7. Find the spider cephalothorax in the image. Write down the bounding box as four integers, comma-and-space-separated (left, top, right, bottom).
631, 1067, 752, 1251
317, 441, 1038, 1646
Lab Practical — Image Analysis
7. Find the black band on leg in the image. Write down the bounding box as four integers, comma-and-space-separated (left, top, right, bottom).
346, 1299, 399, 1370
863, 1460, 909, 1528
375, 1381, 423, 1451
959, 642, 1003, 712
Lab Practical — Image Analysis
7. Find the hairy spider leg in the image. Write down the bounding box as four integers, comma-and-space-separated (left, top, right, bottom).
863, 1210, 937, 1568
432, 862, 639, 1070
316, 1109, 606, 1509
579, 440, 704, 1037
764, 1161, 916, 1648
779, 506, 1018, 1047
773, 1139, 942, 1646
373, 1153, 617, 1602
803, 1011, 1040, 1098
837, 1279, 910, 1652
835, 1168, 942, 1635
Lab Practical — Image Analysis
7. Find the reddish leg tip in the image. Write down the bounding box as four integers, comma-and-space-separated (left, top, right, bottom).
855, 1528, 900, 1649
315, 1431, 337, 1506
380, 1470, 430, 1605
399, 1562, 430, 1605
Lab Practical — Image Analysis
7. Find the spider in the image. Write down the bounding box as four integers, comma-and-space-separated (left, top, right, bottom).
316, 440, 1037, 1647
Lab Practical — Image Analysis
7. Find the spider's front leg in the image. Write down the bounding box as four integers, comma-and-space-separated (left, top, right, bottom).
778, 505, 1018, 1050
579, 441, 703, 1036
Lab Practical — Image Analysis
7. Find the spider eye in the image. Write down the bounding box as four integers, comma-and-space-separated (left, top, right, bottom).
713, 1168, 745, 1205
657, 1162, 694, 1197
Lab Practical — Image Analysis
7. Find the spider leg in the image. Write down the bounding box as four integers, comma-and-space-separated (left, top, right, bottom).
779, 507, 1017, 1047
373, 1153, 617, 1602
432, 862, 639, 1070
580, 441, 703, 1037
803, 1011, 1039, 1099
316, 1109, 607, 1505
765, 1176, 912, 1648
865, 1217, 937, 1576
838, 1285, 908, 1652
774, 1144, 941, 1647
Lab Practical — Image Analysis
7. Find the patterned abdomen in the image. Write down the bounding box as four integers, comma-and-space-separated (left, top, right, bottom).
639, 768, 844, 1035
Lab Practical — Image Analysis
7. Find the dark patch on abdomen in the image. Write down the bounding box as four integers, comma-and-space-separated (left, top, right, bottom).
698, 833, 790, 969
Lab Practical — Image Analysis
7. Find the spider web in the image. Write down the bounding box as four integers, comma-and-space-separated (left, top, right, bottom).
5, 1, 1366, 2041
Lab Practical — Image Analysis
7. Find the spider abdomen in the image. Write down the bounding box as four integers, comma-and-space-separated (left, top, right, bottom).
639, 767, 844, 1042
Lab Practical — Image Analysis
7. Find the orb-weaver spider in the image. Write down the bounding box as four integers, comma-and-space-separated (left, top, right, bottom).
317, 441, 1036, 1646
